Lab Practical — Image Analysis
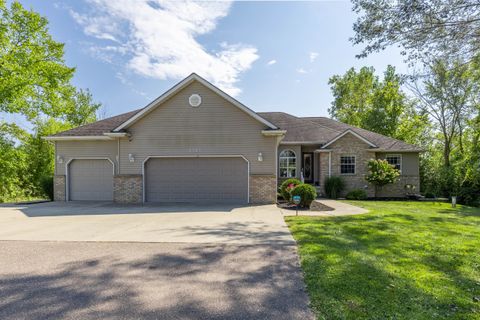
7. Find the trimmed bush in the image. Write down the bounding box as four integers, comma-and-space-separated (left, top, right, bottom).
280, 178, 302, 201
346, 189, 367, 200
290, 184, 317, 208
424, 192, 435, 199
324, 176, 345, 199
40, 175, 53, 200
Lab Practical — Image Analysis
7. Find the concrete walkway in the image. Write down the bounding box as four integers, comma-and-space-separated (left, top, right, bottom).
281, 199, 368, 217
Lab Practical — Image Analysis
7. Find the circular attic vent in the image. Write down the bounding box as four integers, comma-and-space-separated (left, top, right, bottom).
189, 94, 202, 107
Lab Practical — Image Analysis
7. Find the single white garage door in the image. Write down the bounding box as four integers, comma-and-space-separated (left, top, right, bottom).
145, 157, 248, 203
68, 159, 114, 201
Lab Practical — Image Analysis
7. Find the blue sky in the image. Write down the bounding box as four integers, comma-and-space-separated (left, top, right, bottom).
19, 0, 407, 118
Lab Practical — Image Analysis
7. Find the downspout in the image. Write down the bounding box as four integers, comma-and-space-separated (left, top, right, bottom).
54, 141, 57, 175
117, 138, 120, 174
328, 151, 332, 177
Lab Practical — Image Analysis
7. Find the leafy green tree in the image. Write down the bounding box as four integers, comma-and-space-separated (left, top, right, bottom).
329, 65, 412, 137
0, 1, 102, 201
351, 0, 480, 64
0, 0, 75, 119
365, 159, 400, 188
63, 89, 101, 126
409, 59, 479, 167
0, 123, 30, 202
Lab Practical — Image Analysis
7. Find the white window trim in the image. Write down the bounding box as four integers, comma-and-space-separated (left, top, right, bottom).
340, 155, 356, 175
279, 149, 297, 178
386, 154, 402, 173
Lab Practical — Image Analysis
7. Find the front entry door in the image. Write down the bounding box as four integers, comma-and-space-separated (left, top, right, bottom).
302, 153, 314, 183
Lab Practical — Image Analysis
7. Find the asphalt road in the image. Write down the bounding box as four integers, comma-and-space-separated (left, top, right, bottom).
0, 241, 314, 320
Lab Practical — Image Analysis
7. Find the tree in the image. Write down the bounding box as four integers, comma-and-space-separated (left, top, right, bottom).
408, 59, 479, 167
0, 1, 101, 202
329, 65, 409, 137
0, 1, 75, 119
351, 0, 480, 64
63, 89, 101, 126
365, 159, 400, 188
0, 123, 30, 202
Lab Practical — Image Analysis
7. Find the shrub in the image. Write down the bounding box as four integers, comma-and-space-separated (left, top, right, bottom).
324, 176, 345, 199
346, 189, 367, 200
280, 178, 302, 201
365, 159, 400, 187
424, 192, 435, 199
290, 184, 317, 208
40, 175, 53, 200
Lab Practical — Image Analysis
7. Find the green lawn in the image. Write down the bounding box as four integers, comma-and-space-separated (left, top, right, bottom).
286, 201, 480, 320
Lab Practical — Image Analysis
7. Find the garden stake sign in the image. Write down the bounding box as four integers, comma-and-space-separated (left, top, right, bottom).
292, 195, 301, 216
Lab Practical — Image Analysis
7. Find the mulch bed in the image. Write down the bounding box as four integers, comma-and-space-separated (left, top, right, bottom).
277, 200, 335, 212
277, 202, 310, 211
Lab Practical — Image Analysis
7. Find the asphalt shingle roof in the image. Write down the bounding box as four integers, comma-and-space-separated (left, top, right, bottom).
259, 112, 422, 152
50, 108, 421, 152
50, 109, 142, 137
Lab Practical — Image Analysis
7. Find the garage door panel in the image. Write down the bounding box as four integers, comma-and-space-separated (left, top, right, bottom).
145, 157, 248, 203
69, 159, 113, 201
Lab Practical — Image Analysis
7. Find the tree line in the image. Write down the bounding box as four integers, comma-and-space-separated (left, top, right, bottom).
0, 1, 100, 202
1, 0, 479, 205
328, 0, 480, 205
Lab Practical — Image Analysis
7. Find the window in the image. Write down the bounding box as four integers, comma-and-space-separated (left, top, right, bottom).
340, 156, 356, 174
279, 150, 296, 178
386, 154, 402, 172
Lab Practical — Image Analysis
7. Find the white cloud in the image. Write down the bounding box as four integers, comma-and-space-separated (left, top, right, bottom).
296, 68, 308, 74
267, 59, 277, 66
70, 0, 259, 96
309, 51, 319, 62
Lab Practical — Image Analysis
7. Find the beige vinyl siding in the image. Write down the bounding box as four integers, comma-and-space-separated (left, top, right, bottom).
55, 140, 117, 175
119, 81, 277, 175
376, 152, 420, 176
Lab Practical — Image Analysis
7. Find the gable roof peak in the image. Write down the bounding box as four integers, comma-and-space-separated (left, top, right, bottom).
113, 73, 278, 131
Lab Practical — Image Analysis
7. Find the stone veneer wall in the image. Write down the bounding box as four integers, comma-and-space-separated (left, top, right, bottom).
250, 175, 277, 204
54, 175, 66, 201
114, 175, 143, 203
316, 134, 420, 198
328, 134, 376, 197
376, 175, 420, 198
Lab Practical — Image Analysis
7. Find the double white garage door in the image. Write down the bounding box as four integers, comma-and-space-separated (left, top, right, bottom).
68, 157, 248, 203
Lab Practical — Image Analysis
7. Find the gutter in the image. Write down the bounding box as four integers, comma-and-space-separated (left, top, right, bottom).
43, 132, 130, 141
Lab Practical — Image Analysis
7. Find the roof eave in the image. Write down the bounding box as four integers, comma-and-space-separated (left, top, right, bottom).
261, 130, 286, 136
43, 135, 113, 141
365, 149, 424, 153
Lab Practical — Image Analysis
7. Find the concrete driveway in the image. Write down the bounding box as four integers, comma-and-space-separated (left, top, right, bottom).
0, 202, 294, 244
0, 202, 314, 319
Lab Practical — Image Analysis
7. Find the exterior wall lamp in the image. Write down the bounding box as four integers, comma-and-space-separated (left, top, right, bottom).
128, 153, 135, 163
57, 156, 64, 164
257, 152, 263, 162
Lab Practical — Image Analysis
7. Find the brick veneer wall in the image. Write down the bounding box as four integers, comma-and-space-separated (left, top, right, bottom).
376, 175, 420, 198
114, 174, 143, 203
328, 134, 376, 197
54, 175, 66, 201
250, 175, 277, 204
316, 134, 420, 198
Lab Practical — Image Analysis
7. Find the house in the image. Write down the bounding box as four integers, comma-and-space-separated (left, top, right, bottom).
45, 73, 422, 204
